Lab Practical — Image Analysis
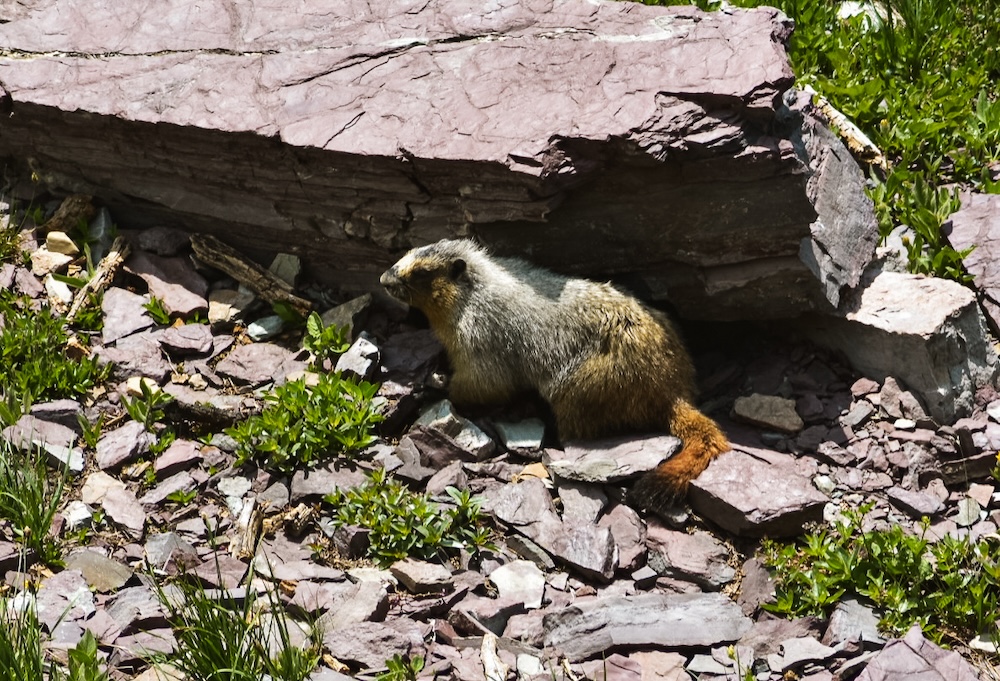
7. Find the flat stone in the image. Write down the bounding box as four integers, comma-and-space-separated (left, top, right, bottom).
414, 400, 495, 459
856, 625, 979, 681
290, 462, 367, 502
481, 477, 561, 528
488, 560, 546, 610
63, 549, 133, 592
81, 471, 126, 504
954, 497, 982, 527
322, 620, 425, 671
102, 287, 154, 345
449, 594, 526, 635
247, 314, 285, 341
689, 448, 828, 537
36, 569, 95, 632
495, 419, 546, 450
822, 598, 884, 646
138, 471, 197, 506
320, 294, 372, 340
646, 524, 735, 589
801, 271, 998, 423
208, 288, 255, 324
145, 532, 199, 572
96, 420, 154, 471
159, 323, 214, 355
96, 329, 173, 382
1, 414, 85, 473
101, 485, 146, 538
772, 637, 838, 672
543, 593, 752, 662
214, 341, 305, 386
125, 250, 208, 318
315, 581, 390, 632
45, 230, 79, 255
732, 394, 804, 433
546, 434, 682, 483
886, 485, 943, 518
153, 439, 204, 477
29, 399, 83, 432
334, 332, 380, 381
532, 519, 617, 583
389, 558, 453, 594
30, 247, 73, 275
599, 503, 647, 573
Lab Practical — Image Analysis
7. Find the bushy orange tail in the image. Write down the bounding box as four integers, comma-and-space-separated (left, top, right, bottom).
630, 399, 729, 511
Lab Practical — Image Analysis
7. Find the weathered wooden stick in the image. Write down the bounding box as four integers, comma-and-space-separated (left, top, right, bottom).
190, 233, 312, 316
66, 235, 130, 323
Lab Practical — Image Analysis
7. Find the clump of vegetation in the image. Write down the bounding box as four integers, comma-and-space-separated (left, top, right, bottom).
761, 504, 1000, 644
0, 440, 67, 565
0, 292, 110, 425
303, 311, 351, 366
376, 654, 424, 681
153, 575, 320, 681
1, 586, 109, 680
226, 373, 383, 474
644, 0, 1000, 282
324, 468, 493, 566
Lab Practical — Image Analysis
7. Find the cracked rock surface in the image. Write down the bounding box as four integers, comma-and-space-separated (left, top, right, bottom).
0, 0, 877, 320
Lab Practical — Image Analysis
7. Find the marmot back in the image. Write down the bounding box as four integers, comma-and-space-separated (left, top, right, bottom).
381, 238, 729, 508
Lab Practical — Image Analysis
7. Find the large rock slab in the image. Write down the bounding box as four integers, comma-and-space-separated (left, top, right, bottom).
543, 593, 752, 662
946, 192, 1000, 332
856, 625, 979, 681
0, 0, 876, 321
689, 448, 827, 537
800, 271, 998, 423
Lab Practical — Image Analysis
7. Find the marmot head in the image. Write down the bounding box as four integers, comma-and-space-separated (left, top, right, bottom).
380, 239, 478, 316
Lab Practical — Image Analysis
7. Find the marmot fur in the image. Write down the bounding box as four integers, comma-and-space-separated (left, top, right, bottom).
380, 239, 729, 508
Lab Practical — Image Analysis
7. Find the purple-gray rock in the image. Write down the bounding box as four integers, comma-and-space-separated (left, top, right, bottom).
856, 625, 979, 681
124, 250, 208, 318
96, 420, 154, 471
290, 462, 367, 502
821, 598, 884, 647
543, 593, 753, 662
321, 620, 425, 671
689, 448, 828, 537
1, 414, 84, 473
886, 486, 944, 519
36, 568, 95, 632
101, 485, 146, 538
96, 329, 173, 382
547, 435, 682, 483
159, 322, 215, 355
482, 477, 561, 528
334, 332, 380, 381
645, 524, 736, 590
29, 399, 83, 433
389, 558, 453, 595
946, 192, 1000, 332
488, 560, 546, 610
138, 471, 197, 507
315, 581, 390, 632
153, 439, 204, 477
599, 503, 647, 573
145, 532, 199, 573
133, 226, 192, 256
214, 342, 305, 386
448, 594, 526, 636
63, 549, 134, 593
0, 0, 876, 324
101, 286, 154, 345
732, 394, 805, 434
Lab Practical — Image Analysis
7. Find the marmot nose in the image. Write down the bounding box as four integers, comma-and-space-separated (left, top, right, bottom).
379, 268, 399, 286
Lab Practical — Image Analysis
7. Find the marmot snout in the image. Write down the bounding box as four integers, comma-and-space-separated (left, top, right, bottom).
381, 238, 730, 509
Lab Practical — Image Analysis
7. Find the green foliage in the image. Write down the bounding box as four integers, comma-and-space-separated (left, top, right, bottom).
376, 654, 425, 681
154, 572, 320, 681
303, 311, 351, 366
226, 373, 383, 474
58, 631, 110, 681
122, 380, 174, 432
0, 596, 49, 680
0, 293, 110, 409
0, 214, 22, 266
324, 468, 493, 566
143, 295, 173, 325
641, 0, 1000, 282
0, 441, 66, 565
69, 291, 105, 334
166, 488, 198, 506
761, 504, 1000, 644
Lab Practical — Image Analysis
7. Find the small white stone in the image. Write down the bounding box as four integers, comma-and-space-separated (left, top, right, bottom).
893, 418, 916, 430
247, 315, 285, 341
45, 230, 80, 256
44, 274, 73, 305
268, 253, 301, 286
62, 500, 94, 530
125, 376, 161, 397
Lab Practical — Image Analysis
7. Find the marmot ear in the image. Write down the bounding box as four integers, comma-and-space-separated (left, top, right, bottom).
450, 258, 467, 280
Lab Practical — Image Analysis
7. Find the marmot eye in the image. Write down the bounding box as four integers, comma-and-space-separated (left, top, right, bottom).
450, 259, 467, 280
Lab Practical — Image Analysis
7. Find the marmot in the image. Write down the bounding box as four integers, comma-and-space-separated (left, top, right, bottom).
380, 239, 729, 509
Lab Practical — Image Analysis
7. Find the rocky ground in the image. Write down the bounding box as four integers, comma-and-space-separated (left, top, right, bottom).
2, 207, 999, 681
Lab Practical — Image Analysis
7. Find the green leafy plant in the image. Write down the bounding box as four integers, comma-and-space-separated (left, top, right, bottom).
77, 412, 105, 450
324, 468, 493, 566
303, 311, 351, 366
226, 373, 383, 474
122, 380, 174, 432
166, 488, 198, 506
143, 296, 172, 325
376, 654, 425, 681
0, 292, 110, 407
152, 570, 320, 681
0, 440, 66, 565
58, 630, 110, 681
761, 504, 1000, 644
0, 595, 58, 680
149, 428, 177, 456
69, 291, 105, 334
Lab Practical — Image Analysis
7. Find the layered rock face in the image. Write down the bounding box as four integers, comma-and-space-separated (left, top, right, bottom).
0, 0, 877, 320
